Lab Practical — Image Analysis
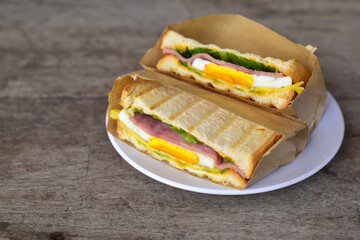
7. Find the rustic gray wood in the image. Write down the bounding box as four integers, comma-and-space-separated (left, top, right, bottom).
0, 0, 359, 239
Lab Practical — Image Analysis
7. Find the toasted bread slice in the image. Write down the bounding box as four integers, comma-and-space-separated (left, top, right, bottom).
120, 80, 281, 181
157, 30, 310, 109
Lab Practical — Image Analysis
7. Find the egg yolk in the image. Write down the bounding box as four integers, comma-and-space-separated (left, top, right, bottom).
149, 137, 200, 165
203, 63, 254, 86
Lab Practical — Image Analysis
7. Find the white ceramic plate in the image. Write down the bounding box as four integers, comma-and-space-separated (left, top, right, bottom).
106, 92, 344, 195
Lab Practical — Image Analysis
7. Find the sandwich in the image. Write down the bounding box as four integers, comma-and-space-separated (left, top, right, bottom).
109, 80, 282, 189
156, 30, 311, 109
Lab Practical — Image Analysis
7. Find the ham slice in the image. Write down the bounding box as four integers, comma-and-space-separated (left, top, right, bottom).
163, 48, 284, 78
131, 112, 246, 179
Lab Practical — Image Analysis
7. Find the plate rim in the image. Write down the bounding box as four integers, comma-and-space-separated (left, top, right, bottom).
106, 91, 344, 195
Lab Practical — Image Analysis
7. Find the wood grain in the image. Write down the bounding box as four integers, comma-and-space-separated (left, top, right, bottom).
0, 0, 359, 239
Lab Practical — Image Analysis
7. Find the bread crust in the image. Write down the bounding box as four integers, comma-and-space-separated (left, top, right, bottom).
281, 60, 311, 85
121, 80, 282, 179
117, 119, 247, 189
120, 80, 161, 109
158, 30, 311, 108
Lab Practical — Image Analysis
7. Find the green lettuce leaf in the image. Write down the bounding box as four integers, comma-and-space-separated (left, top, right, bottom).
170, 126, 199, 144
177, 47, 279, 73
223, 157, 235, 163
133, 108, 145, 114
134, 108, 161, 120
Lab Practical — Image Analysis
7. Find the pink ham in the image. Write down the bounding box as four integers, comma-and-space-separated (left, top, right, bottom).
163, 48, 284, 78
131, 112, 246, 179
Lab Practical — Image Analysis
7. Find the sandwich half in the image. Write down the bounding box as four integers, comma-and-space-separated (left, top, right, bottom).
156, 30, 310, 109
109, 80, 281, 189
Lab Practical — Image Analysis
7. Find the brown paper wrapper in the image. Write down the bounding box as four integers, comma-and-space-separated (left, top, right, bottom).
139, 14, 327, 133
107, 70, 308, 189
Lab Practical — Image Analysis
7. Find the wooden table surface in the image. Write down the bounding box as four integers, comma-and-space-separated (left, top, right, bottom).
1, 1, 359, 239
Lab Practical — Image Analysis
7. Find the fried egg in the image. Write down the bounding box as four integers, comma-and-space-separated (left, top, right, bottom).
192, 58, 292, 88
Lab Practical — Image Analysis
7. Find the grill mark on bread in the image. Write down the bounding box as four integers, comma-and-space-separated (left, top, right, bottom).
187, 104, 219, 132
149, 91, 181, 110
169, 100, 197, 121
134, 84, 159, 98
209, 114, 237, 141
230, 127, 254, 149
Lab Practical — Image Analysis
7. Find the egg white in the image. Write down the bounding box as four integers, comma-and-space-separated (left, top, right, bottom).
118, 109, 215, 168
119, 109, 152, 141
192, 58, 292, 88
252, 75, 292, 88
